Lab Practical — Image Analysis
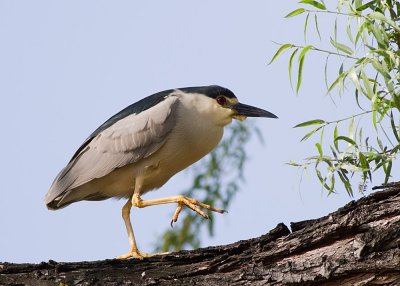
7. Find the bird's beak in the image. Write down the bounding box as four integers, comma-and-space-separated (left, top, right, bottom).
231, 102, 278, 121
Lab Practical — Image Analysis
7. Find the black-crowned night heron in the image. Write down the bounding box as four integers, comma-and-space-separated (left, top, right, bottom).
45, 85, 277, 259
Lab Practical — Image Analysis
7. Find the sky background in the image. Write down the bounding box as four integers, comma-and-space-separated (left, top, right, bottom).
0, 1, 391, 263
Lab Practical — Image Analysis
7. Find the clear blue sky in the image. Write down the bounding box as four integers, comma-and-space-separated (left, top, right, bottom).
1, 1, 374, 263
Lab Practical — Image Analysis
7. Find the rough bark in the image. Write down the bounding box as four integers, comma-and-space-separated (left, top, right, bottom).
1, 183, 400, 286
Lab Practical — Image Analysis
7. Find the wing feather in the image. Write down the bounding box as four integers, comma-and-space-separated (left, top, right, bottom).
45, 95, 179, 208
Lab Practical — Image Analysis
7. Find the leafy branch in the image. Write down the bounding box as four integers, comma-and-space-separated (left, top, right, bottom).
290, 110, 399, 195
269, 43, 359, 64
271, 0, 400, 194
294, 110, 373, 142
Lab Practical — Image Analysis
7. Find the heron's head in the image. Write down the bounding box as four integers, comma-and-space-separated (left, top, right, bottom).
179, 85, 278, 126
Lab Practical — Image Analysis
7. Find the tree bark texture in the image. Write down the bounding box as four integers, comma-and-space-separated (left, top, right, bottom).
1, 183, 400, 285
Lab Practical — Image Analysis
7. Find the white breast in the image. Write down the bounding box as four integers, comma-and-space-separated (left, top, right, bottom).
138, 92, 233, 193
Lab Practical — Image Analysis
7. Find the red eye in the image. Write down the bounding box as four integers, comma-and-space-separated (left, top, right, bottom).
216, 96, 227, 106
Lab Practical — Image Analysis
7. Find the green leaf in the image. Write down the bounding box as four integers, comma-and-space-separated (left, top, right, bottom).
361, 71, 374, 99
390, 111, 400, 142
374, 160, 385, 172
300, 126, 322, 141
287, 160, 302, 167
391, 144, 400, 154
372, 109, 377, 130
294, 119, 326, 128
370, 59, 391, 80
330, 145, 338, 159
355, 22, 367, 46
333, 17, 337, 42
356, 0, 375, 11
330, 37, 353, 55
368, 22, 387, 48
268, 44, 294, 65
298, 45, 313, 61
304, 13, 310, 42
296, 45, 312, 93
285, 8, 306, 18
316, 143, 323, 157
335, 136, 358, 146
334, 125, 339, 150
305, 155, 332, 161
314, 14, 322, 41
358, 152, 369, 170
340, 162, 363, 172
348, 69, 365, 96
297, 53, 305, 93
338, 63, 344, 75
344, 1, 357, 14
329, 173, 335, 194
384, 160, 392, 184
320, 125, 324, 145
348, 116, 355, 141
346, 17, 354, 43
299, 0, 326, 10
337, 171, 353, 196
327, 72, 346, 93
369, 12, 400, 33
288, 48, 299, 89
377, 136, 384, 150
378, 103, 389, 123
315, 167, 330, 190
359, 151, 372, 182
354, 88, 363, 110
354, 0, 362, 9
324, 55, 329, 90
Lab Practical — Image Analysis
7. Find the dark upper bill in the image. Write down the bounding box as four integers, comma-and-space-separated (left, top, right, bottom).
232, 102, 278, 118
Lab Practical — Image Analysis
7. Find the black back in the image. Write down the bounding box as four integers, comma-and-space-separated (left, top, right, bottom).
69, 85, 235, 162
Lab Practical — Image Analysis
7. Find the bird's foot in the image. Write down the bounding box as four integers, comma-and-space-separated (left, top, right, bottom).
170, 197, 226, 226
116, 250, 170, 260
116, 250, 145, 260
130, 194, 226, 227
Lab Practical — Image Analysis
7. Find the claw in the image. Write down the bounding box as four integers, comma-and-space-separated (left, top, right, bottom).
169, 197, 225, 225
116, 250, 170, 260
171, 203, 183, 226
131, 194, 226, 233
116, 250, 146, 260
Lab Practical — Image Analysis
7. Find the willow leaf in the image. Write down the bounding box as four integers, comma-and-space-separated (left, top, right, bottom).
288, 48, 299, 89
330, 37, 353, 55
268, 44, 293, 65
369, 12, 400, 33
294, 119, 326, 127
335, 136, 358, 146
300, 126, 322, 141
299, 0, 326, 10
285, 8, 306, 18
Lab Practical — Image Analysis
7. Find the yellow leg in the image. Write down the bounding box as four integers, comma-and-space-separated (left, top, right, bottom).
132, 193, 226, 226
116, 198, 153, 260
117, 178, 225, 259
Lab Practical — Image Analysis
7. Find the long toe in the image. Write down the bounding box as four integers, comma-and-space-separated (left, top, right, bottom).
116, 250, 145, 260
116, 250, 169, 260
186, 197, 226, 214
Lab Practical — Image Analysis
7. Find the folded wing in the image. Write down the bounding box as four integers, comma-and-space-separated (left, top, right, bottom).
45, 95, 179, 209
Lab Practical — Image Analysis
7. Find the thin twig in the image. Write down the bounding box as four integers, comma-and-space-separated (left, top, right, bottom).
272, 42, 360, 60
304, 9, 361, 18
326, 110, 373, 125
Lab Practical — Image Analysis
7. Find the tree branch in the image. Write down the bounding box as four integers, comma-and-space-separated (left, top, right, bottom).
1, 183, 400, 285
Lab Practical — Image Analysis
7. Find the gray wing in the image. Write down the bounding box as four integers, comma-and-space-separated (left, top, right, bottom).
45, 95, 179, 208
